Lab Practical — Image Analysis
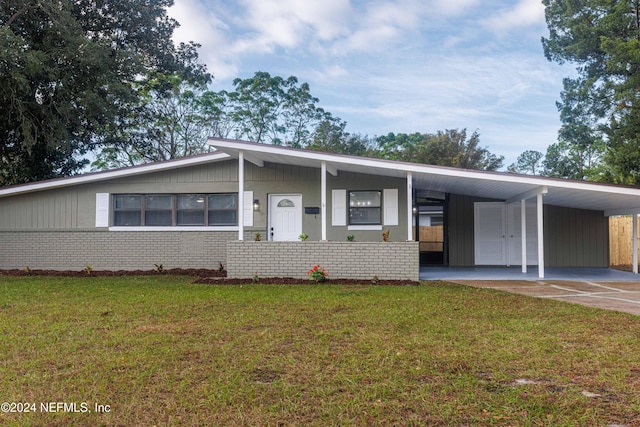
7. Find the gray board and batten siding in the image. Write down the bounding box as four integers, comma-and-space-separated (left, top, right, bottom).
0, 159, 409, 271
0, 161, 241, 270
447, 194, 609, 268
0, 157, 610, 271
0, 160, 241, 230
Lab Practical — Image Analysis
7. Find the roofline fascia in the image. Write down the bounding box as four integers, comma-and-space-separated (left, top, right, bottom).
0, 151, 231, 197
208, 138, 640, 198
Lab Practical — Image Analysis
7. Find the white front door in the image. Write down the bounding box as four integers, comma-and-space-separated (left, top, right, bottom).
269, 194, 302, 241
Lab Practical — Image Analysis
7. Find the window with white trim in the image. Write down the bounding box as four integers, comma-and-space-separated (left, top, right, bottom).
113, 195, 142, 226
208, 194, 238, 225
349, 191, 382, 225
145, 195, 173, 226
113, 193, 238, 227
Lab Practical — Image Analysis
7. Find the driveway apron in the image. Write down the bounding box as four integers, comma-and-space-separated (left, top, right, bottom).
449, 279, 640, 316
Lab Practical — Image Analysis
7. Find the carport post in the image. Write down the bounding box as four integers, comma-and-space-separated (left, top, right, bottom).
321, 161, 327, 241
521, 199, 527, 273
407, 172, 413, 241
633, 214, 638, 274
238, 151, 244, 241
537, 192, 544, 279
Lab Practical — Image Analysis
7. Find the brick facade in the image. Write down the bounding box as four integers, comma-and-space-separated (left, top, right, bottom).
0, 232, 419, 279
226, 241, 420, 280
0, 231, 233, 271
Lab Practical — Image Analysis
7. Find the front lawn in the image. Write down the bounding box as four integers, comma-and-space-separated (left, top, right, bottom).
0, 276, 639, 426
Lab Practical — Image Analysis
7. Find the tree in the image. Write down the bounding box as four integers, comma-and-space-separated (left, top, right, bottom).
89, 71, 355, 169
228, 72, 336, 147
198, 90, 241, 140
375, 129, 504, 171
306, 116, 348, 153
542, 0, 640, 184
542, 139, 604, 180
1, 0, 209, 185
508, 150, 544, 175
91, 75, 211, 170
230, 72, 286, 144
306, 116, 374, 156
376, 132, 425, 161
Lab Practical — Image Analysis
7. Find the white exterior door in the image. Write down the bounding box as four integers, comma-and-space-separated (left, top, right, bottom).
269, 194, 302, 241
474, 202, 538, 266
474, 202, 507, 265
507, 203, 538, 266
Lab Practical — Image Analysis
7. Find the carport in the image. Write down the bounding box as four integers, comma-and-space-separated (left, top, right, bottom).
409, 171, 640, 279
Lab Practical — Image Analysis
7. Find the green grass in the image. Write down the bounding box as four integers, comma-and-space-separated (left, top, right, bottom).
1, 276, 639, 426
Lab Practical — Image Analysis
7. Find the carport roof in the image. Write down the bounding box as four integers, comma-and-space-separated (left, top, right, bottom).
210, 138, 640, 215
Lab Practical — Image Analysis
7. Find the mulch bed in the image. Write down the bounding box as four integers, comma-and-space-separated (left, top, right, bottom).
0, 268, 226, 277
194, 277, 420, 286
0, 269, 419, 285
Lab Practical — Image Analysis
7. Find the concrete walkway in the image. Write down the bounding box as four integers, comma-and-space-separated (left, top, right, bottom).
420, 267, 640, 316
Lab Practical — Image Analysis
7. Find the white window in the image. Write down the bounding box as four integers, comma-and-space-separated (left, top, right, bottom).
113, 195, 142, 226
145, 195, 173, 226
209, 194, 238, 226
112, 193, 238, 227
349, 191, 382, 225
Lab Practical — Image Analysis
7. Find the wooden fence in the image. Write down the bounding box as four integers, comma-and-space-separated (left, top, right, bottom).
609, 216, 639, 268
412, 225, 444, 252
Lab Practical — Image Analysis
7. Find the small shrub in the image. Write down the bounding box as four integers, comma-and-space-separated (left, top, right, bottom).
371, 275, 379, 284
299, 233, 309, 241
154, 263, 164, 273
83, 265, 93, 275
252, 273, 259, 283
218, 262, 225, 272
307, 265, 328, 283
24, 267, 31, 275
382, 230, 390, 242
347, 235, 355, 242
255, 232, 262, 241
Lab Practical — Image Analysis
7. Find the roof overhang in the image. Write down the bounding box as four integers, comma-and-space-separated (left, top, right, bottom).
209, 138, 640, 216
2, 138, 640, 216
0, 151, 230, 198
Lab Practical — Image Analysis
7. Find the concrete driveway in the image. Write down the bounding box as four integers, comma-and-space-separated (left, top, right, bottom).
450, 279, 640, 316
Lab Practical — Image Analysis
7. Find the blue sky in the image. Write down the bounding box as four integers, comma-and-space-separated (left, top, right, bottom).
168, 0, 572, 167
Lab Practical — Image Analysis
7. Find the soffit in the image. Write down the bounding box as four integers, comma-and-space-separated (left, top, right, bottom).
210, 138, 640, 215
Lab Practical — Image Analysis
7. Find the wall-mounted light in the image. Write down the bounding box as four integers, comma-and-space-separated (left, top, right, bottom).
253, 199, 260, 211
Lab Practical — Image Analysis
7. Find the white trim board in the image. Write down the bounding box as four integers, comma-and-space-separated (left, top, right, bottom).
109, 226, 239, 232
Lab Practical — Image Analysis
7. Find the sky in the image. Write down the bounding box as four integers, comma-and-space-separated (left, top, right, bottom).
168, 0, 574, 167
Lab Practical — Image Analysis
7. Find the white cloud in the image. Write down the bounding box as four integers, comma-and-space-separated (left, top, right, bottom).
335, 0, 424, 54
431, 0, 481, 16
316, 65, 349, 80
167, 0, 564, 165
236, 0, 352, 52
313, 45, 564, 164
168, 0, 239, 80
482, 0, 546, 34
